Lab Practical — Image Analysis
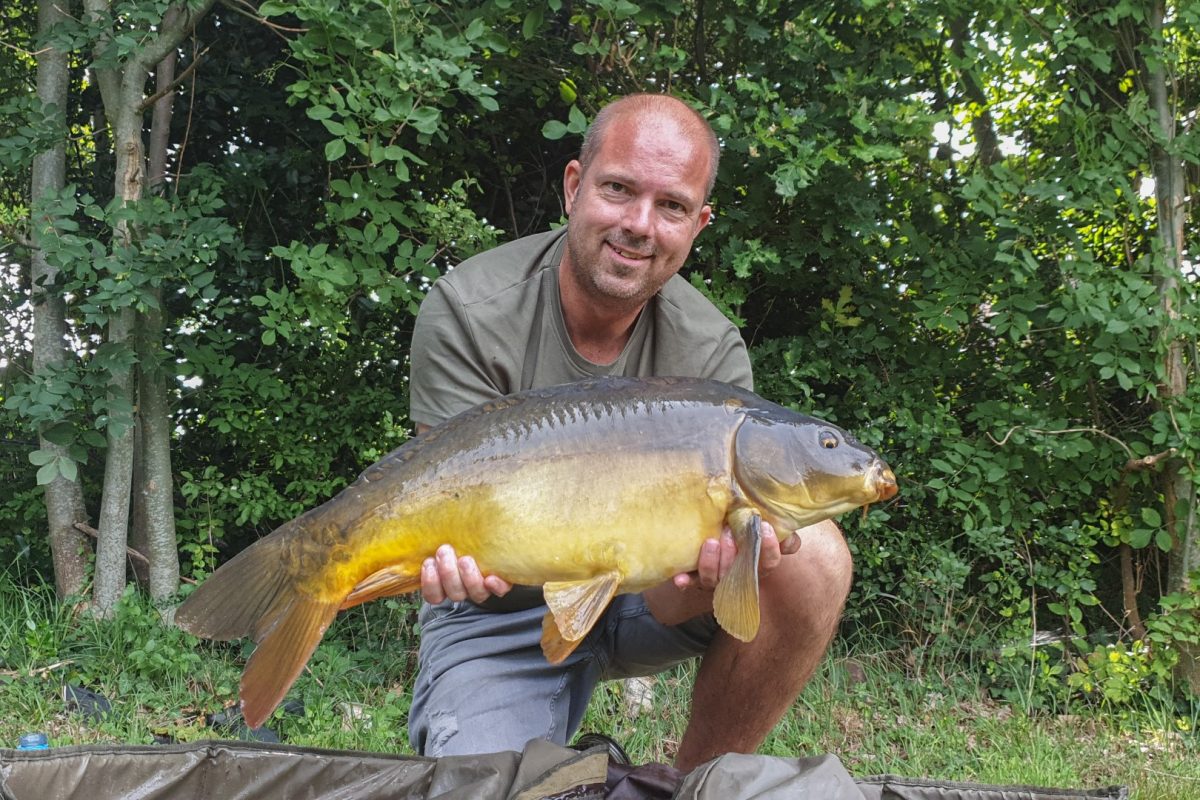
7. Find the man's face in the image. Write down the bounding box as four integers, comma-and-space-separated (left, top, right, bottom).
561, 113, 713, 313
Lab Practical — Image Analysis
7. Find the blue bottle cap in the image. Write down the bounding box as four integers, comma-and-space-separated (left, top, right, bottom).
18, 732, 49, 750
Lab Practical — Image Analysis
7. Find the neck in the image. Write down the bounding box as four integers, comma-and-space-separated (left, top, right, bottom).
558, 263, 644, 366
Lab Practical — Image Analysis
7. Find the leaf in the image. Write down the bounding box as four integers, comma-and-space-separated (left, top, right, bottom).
1105, 319, 1130, 334
542, 120, 569, 140
1128, 528, 1152, 549
320, 118, 347, 137
465, 17, 487, 41
28, 449, 55, 466
58, 457, 78, 483
1155, 529, 1174, 552
559, 79, 577, 105
567, 104, 588, 132
41, 423, 74, 447
1140, 507, 1162, 528
409, 107, 441, 135
325, 139, 347, 161
36, 461, 59, 486
522, 6, 544, 39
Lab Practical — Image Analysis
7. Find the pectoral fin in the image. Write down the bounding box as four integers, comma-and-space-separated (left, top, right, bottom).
340, 566, 422, 610
713, 508, 762, 642
540, 614, 580, 664
539, 571, 622, 664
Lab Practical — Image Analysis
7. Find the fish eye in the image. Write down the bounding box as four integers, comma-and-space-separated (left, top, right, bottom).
819, 430, 839, 449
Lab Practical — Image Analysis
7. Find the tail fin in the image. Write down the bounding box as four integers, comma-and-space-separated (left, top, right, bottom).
176, 532, 339, 730
238, 591, 338, 729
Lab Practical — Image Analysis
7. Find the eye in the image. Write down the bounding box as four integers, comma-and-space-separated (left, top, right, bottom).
819, 430, 839, 449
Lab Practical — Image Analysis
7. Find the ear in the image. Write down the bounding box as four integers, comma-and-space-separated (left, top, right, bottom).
695, 203, 713, 235
563, 160, 583, 215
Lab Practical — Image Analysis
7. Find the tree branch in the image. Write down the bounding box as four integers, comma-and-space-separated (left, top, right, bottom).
0, 221, 32, 248
129, 0, 219, 76
81, 0, 122, 112
986, 425, 1134, 459
138, 45, 208, 113
73, 522, 197, 584
221, 0, 309, 36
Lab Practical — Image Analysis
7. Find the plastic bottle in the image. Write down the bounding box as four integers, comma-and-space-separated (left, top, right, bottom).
17, 733, 49, 750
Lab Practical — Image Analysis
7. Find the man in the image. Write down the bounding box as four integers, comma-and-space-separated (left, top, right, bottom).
406, 94, 852, 771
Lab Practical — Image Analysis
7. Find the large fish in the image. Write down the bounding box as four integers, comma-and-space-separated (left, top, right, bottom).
176, 376, 897, 729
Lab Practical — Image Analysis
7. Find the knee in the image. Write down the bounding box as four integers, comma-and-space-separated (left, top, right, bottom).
761, 519, 852, 627
800, 519, 853, 597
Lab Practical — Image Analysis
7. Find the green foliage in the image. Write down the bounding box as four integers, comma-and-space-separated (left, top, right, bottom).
2, 0, 1199, 709
1068, 640, 1174, 707
1061, 582, 1200, 710
255, 0, 502, 338
0, 419, 53, 578
4, 171, 239, 488
99, 587, 205, 690
0, 94, 64, 178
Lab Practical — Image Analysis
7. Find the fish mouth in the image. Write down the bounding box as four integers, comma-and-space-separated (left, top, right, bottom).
871, 460, 898, 501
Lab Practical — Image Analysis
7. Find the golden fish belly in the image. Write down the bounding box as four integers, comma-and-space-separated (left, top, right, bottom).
331, 447, 733, 595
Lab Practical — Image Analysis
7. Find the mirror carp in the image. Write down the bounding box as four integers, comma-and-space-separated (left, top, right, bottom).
175, 376, 898, 729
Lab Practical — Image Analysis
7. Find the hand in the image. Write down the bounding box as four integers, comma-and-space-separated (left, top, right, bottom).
420, 544, 512, 604
671, 520, 800, 591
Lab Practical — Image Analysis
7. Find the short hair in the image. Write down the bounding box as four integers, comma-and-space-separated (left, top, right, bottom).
578, 94, 721, 198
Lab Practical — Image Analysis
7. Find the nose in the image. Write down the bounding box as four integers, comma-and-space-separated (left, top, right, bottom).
621, 197, 654, 238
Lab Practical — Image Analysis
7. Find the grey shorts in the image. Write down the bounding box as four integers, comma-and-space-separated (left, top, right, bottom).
407, 593, 719, 757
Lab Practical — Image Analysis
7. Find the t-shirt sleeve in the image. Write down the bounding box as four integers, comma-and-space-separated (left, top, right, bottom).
409, 279, 503, 428
701, 325, 754, 392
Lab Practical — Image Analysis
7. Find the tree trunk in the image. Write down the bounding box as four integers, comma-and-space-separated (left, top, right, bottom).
135, 321, 180, 607
92, 306, 137, 617
1145, 0, 1199, 693
135, 10, 183, 607
91, 77, 150, 617
82, 0, 216, 616
947, 15, 1003, 169
31, 0, 90, 600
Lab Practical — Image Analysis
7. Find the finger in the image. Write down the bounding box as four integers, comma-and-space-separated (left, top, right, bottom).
457, 555, 492, 604
420, 557, 445, 604
483, 575, 513, 597
696, 537, 722, 589
673, 572, 696, 590
779, 530, 802, 556
435, 544, 468, 602
758, 523, 782, 574
715, 530, 737, 582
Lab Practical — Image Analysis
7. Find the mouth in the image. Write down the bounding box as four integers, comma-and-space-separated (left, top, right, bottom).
607, 241, 652, 262
871, 461, 898, 501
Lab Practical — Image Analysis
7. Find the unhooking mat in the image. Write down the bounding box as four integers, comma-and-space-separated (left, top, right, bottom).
0, 738, 1127, 800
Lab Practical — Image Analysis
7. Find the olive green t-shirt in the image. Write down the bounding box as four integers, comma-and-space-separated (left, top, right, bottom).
409, 227, 753, 428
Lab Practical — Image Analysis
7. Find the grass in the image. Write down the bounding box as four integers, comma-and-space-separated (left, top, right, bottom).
2, 580, 1198, 799
577, 651, 1200, 799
